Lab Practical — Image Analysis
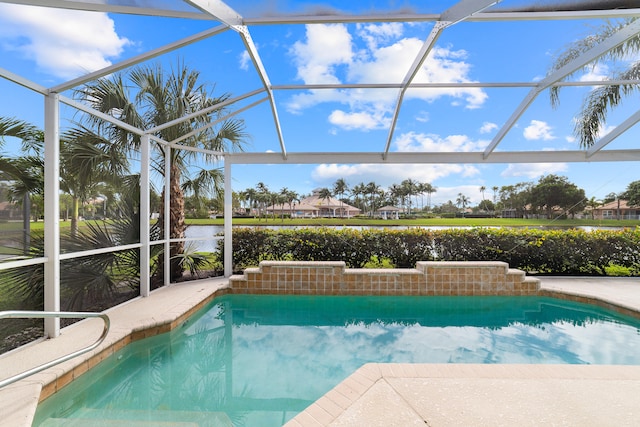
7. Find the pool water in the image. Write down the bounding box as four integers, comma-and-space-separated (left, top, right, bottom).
34, 295, 640, 426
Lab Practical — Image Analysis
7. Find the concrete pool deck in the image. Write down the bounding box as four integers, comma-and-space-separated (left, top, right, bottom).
1, 276, 640, 426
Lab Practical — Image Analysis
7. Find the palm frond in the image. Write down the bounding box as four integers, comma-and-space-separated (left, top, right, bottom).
574, 61, 640, 147
549, 18, 639, 107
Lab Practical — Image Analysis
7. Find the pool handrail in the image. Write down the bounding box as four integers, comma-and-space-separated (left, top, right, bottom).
0, 310, 110, 388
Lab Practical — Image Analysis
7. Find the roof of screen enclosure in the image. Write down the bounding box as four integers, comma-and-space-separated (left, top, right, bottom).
1, 0, 640, 167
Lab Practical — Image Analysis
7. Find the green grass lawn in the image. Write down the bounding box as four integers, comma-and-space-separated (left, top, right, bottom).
1, 217, 638, 234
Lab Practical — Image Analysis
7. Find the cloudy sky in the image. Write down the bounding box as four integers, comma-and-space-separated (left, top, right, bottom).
0, 1, 638, 205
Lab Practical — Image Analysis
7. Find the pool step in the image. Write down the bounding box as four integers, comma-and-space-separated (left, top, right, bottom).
39, 409, 233, 427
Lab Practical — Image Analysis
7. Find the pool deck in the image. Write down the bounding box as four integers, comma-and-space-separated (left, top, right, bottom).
2, 276, 640, 426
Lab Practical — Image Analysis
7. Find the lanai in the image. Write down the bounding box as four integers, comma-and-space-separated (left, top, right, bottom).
0, 0, 639, 341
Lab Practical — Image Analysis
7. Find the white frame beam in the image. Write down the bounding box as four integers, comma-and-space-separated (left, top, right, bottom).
227, 150, 640, 165
43, 93, 60, 338
383, 0, 500, 159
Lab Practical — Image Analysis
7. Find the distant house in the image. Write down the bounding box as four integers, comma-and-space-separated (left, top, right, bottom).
592, 200, 639, 220
266, 189, 360, 218
376, 205, 402, 219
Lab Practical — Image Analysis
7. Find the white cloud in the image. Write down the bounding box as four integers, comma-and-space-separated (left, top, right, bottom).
523, 120, 555, 141
239, 50, 251, 71
596, 124, 616, 140
328, 109, 389, 131
290, 24, 352, 84
0, 3, 130, 79
311, 163, 479, 190
501, 163, 567, 179
394, 131, 489, 152
415, 111, 429, 123
356, 22, 404, 50
479, 122, 498, 134
286, 23, 488, 126
579, 63, 609, 82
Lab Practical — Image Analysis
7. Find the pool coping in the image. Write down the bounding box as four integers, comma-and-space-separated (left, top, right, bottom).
1, 275, 639, 426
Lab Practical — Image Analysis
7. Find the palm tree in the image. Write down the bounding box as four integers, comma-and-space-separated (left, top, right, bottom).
317, 187, 333, 217
280, 187, 299, 219
365, 182, 381, 217
60, 127, 129, 236
333, 178, 348, 218
456, 193, 470, 215
585, 196, 601, 219
400, 179, 418, 215
479, 185, 486, 202
423, 183, 436, 212
255, 182, 269, 220
549, 18, 640, 148
76, 62, 248, 282
242, 187, 258, 216
388, 183, 403, 207
351, 182, 366, 212
492, 186, 499, 204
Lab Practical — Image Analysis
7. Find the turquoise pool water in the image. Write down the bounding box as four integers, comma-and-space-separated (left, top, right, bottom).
34, 295, 640, 426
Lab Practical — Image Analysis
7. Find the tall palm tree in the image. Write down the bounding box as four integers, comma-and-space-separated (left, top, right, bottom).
333, 178, 348, 218
422, 182, 436, 212
456, 193, 470, 213
549, 18, 640, 148
280, 187, 299, 219
76, 62, 248, 282
365, 182, 381, 217
492, 186, 499, 204
351, 182, 366, 212
60, 127, 129, 236
388, 183, 403, 207
317, 187, 333, 217
255, 182, 269, 220
400, 179, 418, 214
241, 187, 258, 216
479, 185, 486, 202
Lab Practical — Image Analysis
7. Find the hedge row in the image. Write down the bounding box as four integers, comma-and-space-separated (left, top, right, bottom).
219, 227, 640, 276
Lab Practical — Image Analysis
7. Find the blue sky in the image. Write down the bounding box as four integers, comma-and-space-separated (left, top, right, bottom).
0, 1, 639, 206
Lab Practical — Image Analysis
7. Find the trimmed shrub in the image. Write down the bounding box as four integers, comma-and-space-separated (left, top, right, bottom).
218, 227, 640, 276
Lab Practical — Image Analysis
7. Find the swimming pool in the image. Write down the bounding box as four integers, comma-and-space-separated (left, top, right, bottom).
33, 294, 640, 426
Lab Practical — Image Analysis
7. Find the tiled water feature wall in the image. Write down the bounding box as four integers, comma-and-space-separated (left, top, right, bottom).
229, 261, 540, 296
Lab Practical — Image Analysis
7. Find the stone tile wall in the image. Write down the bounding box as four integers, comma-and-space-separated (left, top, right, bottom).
228, 260, 539, 296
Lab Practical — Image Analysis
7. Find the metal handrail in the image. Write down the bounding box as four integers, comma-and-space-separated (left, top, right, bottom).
0, 311, 110, 388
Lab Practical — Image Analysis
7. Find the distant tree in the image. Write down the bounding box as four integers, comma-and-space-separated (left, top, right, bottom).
387, 184, 403, 208
603, 192, 619, 204
333, 178, 348, 218
477, 199, 494, 212
529, 175, 586, 219
349, 182, 364, 212
255, 182, 269, 220
585, 196, 601, 219
479, 185, 486, 202
365, 182, 382, 216
400, 179, 419, 214
455, 193, 470, 213
622, 180, 640, 207
492, 186, 499, 204
423, 183, 436, 212
280, 187, 299, 219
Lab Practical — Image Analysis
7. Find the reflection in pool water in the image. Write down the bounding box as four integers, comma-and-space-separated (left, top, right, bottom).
34, 295, 640, 426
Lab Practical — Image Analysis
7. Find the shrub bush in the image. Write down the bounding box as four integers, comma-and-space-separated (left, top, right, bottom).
219, 227, 640, 276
